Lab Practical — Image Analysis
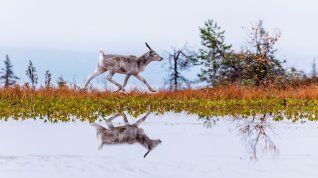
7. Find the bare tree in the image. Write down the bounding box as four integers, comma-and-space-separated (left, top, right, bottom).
165, 44, 195, 90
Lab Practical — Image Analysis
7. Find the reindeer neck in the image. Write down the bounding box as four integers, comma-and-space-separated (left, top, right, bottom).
137, 134, 152, 148
137, 53, 152, 67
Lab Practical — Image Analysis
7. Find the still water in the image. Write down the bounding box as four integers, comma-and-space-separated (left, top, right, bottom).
0, 112, 317, 178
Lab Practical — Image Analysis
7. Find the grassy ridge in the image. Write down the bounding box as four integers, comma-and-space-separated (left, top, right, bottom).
1, 85, 318, 122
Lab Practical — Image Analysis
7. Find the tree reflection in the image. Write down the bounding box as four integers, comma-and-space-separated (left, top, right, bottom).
199, 113, 279, 160
198, 116, 220, 128
234, 114, 279, 160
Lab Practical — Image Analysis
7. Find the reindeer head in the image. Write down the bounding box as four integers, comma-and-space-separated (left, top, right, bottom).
144, 139, 162, 158
145, 42, 163, 61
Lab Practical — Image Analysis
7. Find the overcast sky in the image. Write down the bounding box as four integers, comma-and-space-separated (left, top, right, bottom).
0, 0, 317, 87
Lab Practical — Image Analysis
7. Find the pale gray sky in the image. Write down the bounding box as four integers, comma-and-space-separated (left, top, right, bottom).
0, 0, 317, 88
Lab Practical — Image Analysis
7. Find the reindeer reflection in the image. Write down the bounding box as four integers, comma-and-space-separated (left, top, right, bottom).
234, 113, 279, 160
91, 111, 161, 158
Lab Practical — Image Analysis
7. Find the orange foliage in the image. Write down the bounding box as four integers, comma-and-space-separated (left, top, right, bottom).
1, 84, 318, 100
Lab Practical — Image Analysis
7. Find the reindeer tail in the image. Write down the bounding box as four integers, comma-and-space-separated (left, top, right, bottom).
99, 48, 105, 55
99, 49, 105, 60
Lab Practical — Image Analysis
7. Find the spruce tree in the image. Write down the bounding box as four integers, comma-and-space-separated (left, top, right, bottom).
0, 55, 19, 87
25, 60, 38, 89
311, 58, 317, 78
57, 75, 67, 88
196, 19, 232, 86
44, 70, 52, 89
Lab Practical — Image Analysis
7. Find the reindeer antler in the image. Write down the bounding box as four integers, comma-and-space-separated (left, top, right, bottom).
144, 150, 150, 158
145, 42, 152, 50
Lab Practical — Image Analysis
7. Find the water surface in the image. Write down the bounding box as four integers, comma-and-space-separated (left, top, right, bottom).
0, 112, 317, 178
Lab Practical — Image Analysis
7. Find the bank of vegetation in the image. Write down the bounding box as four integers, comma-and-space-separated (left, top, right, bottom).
1, 85, 318, 122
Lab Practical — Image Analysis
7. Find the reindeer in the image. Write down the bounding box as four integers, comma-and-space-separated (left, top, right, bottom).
83, 42, 163, 92
91, 111, 161, 158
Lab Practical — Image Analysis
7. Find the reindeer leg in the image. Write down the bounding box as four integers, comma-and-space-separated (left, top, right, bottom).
98, 143, 104, 150
106, 113, 121, 129
133, 74, 156, 92
135, 110, 151, 126
106, 72, 124, 91
122, 74, 131, 91
121, 113, 129, 126
83, 68, 106, 89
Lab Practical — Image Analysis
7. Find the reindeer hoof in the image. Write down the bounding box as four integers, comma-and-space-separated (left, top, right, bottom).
116, 87, 126, 92
80, 88, 87, 92
119, 89, 127, 94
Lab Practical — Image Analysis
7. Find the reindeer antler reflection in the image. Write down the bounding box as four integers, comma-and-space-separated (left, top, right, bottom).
235, 114, 279, 160
91, 110, 161, 158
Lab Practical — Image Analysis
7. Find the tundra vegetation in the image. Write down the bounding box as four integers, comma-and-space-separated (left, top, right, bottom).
1, 19, 318, 122
1, 85, 318, 122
